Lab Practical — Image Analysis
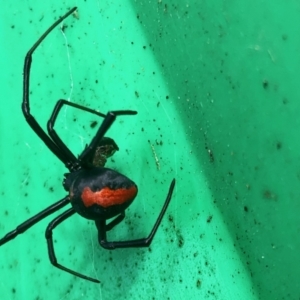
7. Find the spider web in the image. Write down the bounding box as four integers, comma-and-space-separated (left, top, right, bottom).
60, 22, 74, 102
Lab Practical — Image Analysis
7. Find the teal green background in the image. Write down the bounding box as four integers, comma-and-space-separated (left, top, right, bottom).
0, 1, 299, 299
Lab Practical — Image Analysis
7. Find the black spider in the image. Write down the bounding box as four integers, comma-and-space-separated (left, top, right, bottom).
0, 7, 175, 283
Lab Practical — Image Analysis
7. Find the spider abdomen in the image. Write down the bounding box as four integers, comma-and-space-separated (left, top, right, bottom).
68, 167, 138, 220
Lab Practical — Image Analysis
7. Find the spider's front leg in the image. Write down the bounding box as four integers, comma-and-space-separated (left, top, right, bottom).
22, 7, 78, 166
47, 99, 137, 170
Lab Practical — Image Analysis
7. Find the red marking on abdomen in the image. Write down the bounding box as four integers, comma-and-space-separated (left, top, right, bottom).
81, 186, 137, 208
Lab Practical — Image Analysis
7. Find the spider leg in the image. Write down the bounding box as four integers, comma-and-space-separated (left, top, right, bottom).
47, 99, 108, 169
47, 100, 136, 170
22, 7, 77, 166
45, 208, 100, 283
96, 179, 175, 250
79, 110, 137, 166
105, 212, 125, 231
0, 197, 69, 246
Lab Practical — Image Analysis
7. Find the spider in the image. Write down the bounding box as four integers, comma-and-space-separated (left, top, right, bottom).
0, 7, 175, 283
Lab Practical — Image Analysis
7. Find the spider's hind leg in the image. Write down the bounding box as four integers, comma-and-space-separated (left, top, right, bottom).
96, 179, 176, 250
105, 212, 125, 231
0, 197, 69, 246
45, 207, 100, 283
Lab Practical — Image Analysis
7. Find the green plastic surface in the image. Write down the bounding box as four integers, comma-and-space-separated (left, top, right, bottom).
0, 1, 299, 299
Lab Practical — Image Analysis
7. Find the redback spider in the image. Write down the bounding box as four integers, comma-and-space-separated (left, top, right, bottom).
0, 7, 175, 283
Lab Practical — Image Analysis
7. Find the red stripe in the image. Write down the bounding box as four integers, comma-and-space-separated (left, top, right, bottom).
81, 186, 137, 208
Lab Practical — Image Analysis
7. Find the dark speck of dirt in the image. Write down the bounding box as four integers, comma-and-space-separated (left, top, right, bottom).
90, 121, 98, 128
168, 214, 174, 222
176, 229, 184, 248
61, 24, 68, 32
208, 149, 214, 162
263, 189, 277, 201
276, 142, 282, 150
207, 215, 213, 223
262, 80, 269, 89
